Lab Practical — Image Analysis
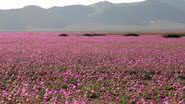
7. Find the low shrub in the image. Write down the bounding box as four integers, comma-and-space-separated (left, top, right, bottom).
162, 33, 185, 38
81, 34, 94, 37
58, 34, 68, 36
124, 33, 140, 36
81, 33, 106, 37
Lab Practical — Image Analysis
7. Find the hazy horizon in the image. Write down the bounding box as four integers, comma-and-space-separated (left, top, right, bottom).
0, 0, 145, 10
0, 0, 184, 32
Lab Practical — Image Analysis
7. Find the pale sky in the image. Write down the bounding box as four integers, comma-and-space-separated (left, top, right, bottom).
0, 0, 145, 9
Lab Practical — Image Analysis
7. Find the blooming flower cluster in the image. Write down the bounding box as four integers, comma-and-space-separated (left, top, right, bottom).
0, 33, 185, 103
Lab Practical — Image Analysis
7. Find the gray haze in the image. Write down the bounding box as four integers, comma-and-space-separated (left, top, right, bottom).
0, 0, 185, 32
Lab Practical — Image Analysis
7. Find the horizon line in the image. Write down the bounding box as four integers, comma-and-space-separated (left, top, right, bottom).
0, 0, 145, 10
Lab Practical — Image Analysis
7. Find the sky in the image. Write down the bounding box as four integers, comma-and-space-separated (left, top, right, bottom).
0, 0, 145, 9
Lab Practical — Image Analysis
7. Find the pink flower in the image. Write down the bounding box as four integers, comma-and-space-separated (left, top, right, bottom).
2, 90, 8, 97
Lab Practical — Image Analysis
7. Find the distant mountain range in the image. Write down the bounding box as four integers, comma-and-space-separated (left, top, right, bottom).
0, 0, 185, 32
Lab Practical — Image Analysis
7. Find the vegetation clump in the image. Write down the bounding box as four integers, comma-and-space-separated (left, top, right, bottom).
81, 33, 106, 37
124, 33, 140, 36
58, 34, 68, 36
162, 33, 185, 38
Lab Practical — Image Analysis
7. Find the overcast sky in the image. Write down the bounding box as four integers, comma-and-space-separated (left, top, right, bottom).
0, 0, 145, 9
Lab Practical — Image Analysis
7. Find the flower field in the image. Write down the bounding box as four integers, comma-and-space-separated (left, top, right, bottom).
0, 33, 185, 104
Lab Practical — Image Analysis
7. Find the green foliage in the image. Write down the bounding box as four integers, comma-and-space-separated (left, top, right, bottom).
57, 66, 68, 72
87, 92, 99, 99
120, 96, 127, 104
183, 95, 185, 103
61, 85, 68, 89
178, 75, 185, 80
143, 72, 152, 80
38, 87, 45, 100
